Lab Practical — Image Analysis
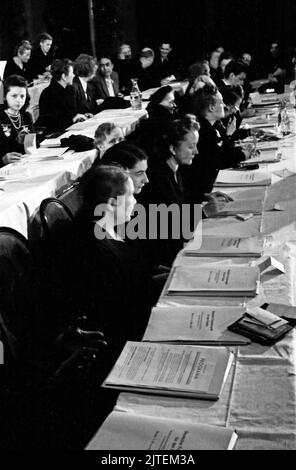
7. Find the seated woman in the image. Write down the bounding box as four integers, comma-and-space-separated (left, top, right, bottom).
102, 141, 149, 195
75, 165, 159, 360
183, 84, 251, 204
72, 54, 98, 117
4, 40, 33, 82
28, 32, 54, 79
37, 59, 88, 133
131, 86, 178, 162
179, 60, 215, 115
94, 122, 124, 160
0, 75, 33, 166
138, 117, 199, 266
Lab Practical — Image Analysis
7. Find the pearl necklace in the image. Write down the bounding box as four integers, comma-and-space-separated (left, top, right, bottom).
5, 110, 22, 130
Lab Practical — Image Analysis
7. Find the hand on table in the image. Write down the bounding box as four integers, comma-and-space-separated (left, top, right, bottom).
206, 191, 234, 203
203, 200, 227, 218
2, 152, 23, 165
73, 114, 88, 123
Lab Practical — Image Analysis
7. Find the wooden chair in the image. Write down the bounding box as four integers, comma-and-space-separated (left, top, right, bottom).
40, 197, 74, 239
58, 182, 83, 217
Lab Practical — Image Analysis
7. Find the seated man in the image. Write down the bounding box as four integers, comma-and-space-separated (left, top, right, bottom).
217, 61, 247, 94
115, 44, 134, 94
263, 42, 286, 93
37, 59, 88, 133
91, 55, 120, 104
131, 48, 158, 91
153, 41, 179, 85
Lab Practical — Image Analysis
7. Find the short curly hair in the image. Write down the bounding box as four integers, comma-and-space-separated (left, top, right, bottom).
74, 54, 97, 78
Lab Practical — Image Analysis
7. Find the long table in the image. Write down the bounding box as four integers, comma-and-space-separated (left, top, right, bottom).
107, 104, 296, 450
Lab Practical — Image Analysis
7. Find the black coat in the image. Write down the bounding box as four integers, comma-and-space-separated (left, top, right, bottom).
138, 160, 186, 266
28, 47, 53, 79
3, 59, 32, 82
72, 77, 98, 115
181, 116, 246, 203
37, 80, 77, 133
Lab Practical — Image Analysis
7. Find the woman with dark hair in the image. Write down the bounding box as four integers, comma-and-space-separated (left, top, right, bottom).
37, 58, 87, 133
4, 41, 33, 82
147, 85, 177, 120
138, 117, 199, 266
76, 165, 159, 359
132, 85, 178, 162
184, 84, 250, 204
28, 32, 54, 79
102, 142, 149, 195
219, 85, 251, 142
0, 75, 32, 166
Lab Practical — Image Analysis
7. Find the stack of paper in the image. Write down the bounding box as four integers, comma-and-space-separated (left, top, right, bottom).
166, 265, 260, 297
85, 410, 238, 450
143, 306, 250, 345
22, 147, 70, 162
184, 236, 264, 257
215, 170, 271, 187
102, 341, 233, 401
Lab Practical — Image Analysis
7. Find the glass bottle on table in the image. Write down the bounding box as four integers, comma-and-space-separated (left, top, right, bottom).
279, 101, 290, 136
130, 78, 142, 110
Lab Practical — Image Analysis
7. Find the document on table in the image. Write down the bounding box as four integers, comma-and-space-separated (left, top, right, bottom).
103, 341, 234, 400
85, 410, 238, 450
143, 305, 250, 345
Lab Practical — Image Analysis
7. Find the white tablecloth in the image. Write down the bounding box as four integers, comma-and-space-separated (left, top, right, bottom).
0, 149, 96, 238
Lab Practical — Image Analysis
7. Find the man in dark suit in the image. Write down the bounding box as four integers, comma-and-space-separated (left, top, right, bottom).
153, 42, 179, 85
92, 55, 120, 104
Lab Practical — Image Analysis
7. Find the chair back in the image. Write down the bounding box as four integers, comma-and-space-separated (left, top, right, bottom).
58, 182, 83, 217
40, 198, 74, 239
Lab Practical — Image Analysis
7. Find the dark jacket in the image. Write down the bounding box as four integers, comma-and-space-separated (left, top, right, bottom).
3, 59, 32, 82
37, 80, 77, 133
28, 47, 53, 79
91, 71, 120, 100
153, 54, 179, 83
181, 116, 246, 203
138, 160, 186, 266
0, 110, 33, 164
72, 76, 98, 115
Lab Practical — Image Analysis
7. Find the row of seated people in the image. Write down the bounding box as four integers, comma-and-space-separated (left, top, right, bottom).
0, 66, 258, 449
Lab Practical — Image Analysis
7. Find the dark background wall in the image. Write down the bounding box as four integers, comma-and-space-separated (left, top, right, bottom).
1, 0, 296, 67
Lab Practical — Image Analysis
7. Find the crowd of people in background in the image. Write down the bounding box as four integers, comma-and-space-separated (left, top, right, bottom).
1, 32, 296, 449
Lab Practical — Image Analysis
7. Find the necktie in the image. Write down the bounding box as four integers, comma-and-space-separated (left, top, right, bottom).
106, 78, 115, 97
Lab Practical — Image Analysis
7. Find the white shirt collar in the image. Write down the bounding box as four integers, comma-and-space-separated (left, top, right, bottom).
79, 77, 88, 93
167, 157, 179, 181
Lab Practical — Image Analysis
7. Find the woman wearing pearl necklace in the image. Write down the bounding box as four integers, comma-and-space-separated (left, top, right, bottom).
0, 75, 33, 166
